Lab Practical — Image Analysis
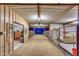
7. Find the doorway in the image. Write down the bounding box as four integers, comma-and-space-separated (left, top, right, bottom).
13, 22, 24, 50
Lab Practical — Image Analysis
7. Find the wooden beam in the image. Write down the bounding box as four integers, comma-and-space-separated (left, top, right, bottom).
0, 3, 78, 5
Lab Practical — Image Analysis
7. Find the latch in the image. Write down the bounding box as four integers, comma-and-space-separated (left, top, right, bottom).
0, 32, 3, 35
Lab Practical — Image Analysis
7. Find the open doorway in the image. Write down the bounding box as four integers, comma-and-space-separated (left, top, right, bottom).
13, 22, 24, 50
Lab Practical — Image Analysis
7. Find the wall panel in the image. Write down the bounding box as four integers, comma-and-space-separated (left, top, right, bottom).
15, 14, 29, 43
4, 5, 10, 55
9, 9, 14, 54
0, 5, 5, 56
0, 5, 29, 56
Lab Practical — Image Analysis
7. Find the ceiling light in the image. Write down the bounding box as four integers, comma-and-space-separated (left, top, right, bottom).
41, 15, 48, 20
30, 15, 37, 20
30, 14, 48, 20
72, 21, 78, 24
30, 24, 48, 27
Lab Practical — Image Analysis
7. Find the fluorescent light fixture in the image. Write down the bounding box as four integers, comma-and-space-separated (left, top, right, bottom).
30, 15, 37, 20
68, 17, 77, 21
38, 16, 40, 22
72, 21, 78, 24
30, 14, 48, 20
40, 15, 48, 20
30, 24, 48, 26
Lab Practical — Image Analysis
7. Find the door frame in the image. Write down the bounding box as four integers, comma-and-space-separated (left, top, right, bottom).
13, 22, 24, 50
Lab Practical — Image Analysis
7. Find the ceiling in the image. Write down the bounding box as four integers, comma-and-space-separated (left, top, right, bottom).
8, 4, 78, 25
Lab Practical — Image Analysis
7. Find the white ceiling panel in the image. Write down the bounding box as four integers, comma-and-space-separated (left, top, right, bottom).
8, 4, 77, 24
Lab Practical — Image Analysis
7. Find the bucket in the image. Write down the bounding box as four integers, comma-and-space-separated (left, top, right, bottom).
72, 48, 77, 56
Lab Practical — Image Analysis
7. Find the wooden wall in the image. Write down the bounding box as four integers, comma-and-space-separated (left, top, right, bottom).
0, 5, 29, 56
0, 5, 5, 56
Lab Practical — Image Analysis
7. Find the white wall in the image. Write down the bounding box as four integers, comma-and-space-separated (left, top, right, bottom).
15, 13, 29, 43
50, 24, 63, 30
49, 24, 63, 38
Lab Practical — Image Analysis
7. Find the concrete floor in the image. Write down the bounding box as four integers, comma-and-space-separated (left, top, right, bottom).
14, 41, 23, 50
11, 35, 64, 56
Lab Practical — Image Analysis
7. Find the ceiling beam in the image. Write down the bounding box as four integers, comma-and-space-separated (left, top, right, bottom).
30, 22, 64, 24
15, 10, 75, 14
8, 3, 76, 9
3, 3, 78, 5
